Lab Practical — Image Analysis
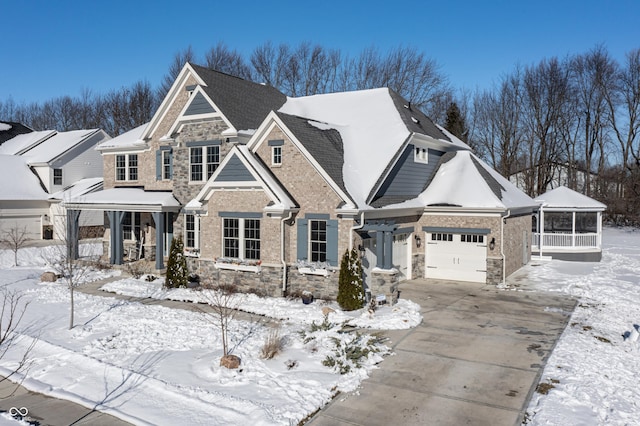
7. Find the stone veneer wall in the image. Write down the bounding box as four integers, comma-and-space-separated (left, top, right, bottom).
503, 213, 532, 278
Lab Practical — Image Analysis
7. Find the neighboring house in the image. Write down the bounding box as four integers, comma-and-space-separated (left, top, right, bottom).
66, 63, 537, 302
0, 126, 109, 240
0, 121, 33, 144
532, 186, 606, 261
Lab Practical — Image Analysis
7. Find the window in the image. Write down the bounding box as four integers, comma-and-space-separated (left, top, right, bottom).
414, 146, 428, 164
272, 146, 282, 165
190, 145, 220, 181
122, 212, 141, 241
116, 154, 139, 181
223, 218, 261, 260
461, 234, 484, 243
185, 215, 198, 249
431, 233, 453, 241
162, 150, 172, 180
309, 220, 327, 262
53, 169, 62, 185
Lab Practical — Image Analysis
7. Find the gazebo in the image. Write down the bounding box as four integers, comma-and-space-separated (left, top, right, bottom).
532, 186, 606, 261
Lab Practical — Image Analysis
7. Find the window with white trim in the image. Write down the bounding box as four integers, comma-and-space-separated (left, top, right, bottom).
185, 214, 200, 251
223, 218, 260, 260
116, 154, 139, 181
53, 168, 62, 185
123, 212, 141, 241
162, 150, 172, 180
414, 146, 428, 164
190, 146, 220, 181
272, 146, 282, 165
309, 220, 327, 262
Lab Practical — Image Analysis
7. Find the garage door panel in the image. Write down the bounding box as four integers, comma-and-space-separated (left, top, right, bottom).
425, 233, 487, 283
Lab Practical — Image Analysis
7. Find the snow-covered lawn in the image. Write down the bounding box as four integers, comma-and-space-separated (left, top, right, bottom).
0, 245, 420, 425
507, 227, 640, 425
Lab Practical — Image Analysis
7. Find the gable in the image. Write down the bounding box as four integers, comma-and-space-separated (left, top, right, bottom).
184, 92, 216, 116
371, 146, 444, 207
214, 153, 255, 182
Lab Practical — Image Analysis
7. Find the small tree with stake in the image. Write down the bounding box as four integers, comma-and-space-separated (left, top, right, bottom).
337, 248, 365, 311
1, 224, 29, 267
165, 235, 188, 288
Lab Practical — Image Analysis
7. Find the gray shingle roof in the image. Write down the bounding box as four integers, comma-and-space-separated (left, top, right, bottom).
387, 90, 451, 142
276, 112, 353, 205
190, 64, 287, 132
470, 155, 506, 200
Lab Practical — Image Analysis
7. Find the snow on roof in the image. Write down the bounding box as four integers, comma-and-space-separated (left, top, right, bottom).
0, 130, 56, 155
97, 123, 148, 150
535, 186, 606, 210
0, 155, 48, 200
21, 129, 99, 163
434, 123, 471, 150
279, 88, 411, 207
0, 122, 11, 131
420, 151, 536, 210
49, 177, 103, 201
66, 188, 180, 208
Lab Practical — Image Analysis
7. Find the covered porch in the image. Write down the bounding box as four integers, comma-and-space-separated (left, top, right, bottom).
63, 188, 181, 270
532, 186, 606, 261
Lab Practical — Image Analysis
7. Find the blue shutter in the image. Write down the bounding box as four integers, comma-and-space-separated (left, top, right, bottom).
297, 219, 308, 261
156, 150, 162, 180
327, 220, 339, 266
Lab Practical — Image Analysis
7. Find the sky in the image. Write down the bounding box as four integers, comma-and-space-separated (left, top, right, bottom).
2, 0, 639, 105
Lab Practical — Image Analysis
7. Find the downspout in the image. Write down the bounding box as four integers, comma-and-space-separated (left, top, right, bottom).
349, 211, 366, 252
501, 209, 511, 286
281, 211, 294, 295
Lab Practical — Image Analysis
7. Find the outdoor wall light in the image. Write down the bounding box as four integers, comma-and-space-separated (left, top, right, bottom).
415, 234, 422, 248
489, 237, 496, 250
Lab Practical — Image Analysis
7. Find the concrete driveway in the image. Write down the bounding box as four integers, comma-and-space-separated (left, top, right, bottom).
308, 279, 576, 426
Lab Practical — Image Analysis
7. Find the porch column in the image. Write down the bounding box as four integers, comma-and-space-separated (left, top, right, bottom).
66, 209, 80, 260
383, 231, 393, 269
152, 211, 165, 270
107, 211, 125, 265
597, 211, 602, 248
539, 208, 545, 256
375, 231, 384, 268
572, 212, 576, 247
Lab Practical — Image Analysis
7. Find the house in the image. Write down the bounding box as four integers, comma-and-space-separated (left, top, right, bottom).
65, 63, 537, 302
532, 186, 606, 261
0, 126, 109, 240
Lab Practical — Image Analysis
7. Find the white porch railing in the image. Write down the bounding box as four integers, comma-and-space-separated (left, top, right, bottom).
532, 232, 599, 249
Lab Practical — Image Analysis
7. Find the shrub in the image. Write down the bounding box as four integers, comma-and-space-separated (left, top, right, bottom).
165, 236, 188, 288
337, 248, 364, 311
261, 325, 284, 359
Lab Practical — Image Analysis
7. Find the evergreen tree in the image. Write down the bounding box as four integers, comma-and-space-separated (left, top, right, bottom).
337, 248, 364, 311
444, 102, 468, 142
165, 235, 188, 288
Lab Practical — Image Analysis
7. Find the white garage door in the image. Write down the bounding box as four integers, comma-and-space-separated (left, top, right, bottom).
0, 216, 42, 240
392, 233, 411, 280
425, 232, 487, 283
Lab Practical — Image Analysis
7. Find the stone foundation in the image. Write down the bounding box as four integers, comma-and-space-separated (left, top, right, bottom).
487, 257, 503, 285
368, 270, 399, 305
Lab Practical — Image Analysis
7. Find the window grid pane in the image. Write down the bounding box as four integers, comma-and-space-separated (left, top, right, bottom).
223, 218, 239, 258
206, 146, 220, 179
309, 220, 327, 262
190, 147, 203, 181
185, 215, 195, 248
116, 155, 126, 181
272, 146, 282, 165
53, 169, 63, 185
244, 219, 260, 260
128, 154, 138, 181
163, 151, 171, 179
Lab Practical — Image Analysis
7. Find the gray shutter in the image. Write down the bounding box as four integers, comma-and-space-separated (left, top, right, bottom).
155, 150, 162, 180
168, 151, 173, 179
327, 219, 339, 266
297, 218, 308, 261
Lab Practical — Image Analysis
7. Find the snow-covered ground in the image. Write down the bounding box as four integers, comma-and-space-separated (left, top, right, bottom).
0, 244, 420, 425
507, 227, 640, 425
1, 227, 639, 425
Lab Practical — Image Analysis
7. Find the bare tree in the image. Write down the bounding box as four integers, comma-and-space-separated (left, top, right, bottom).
204, 42, 253, 79
250, 41, 291, 89
1, 225, 29, 267
158, 46, 196, 99
0, 288, 36, 392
